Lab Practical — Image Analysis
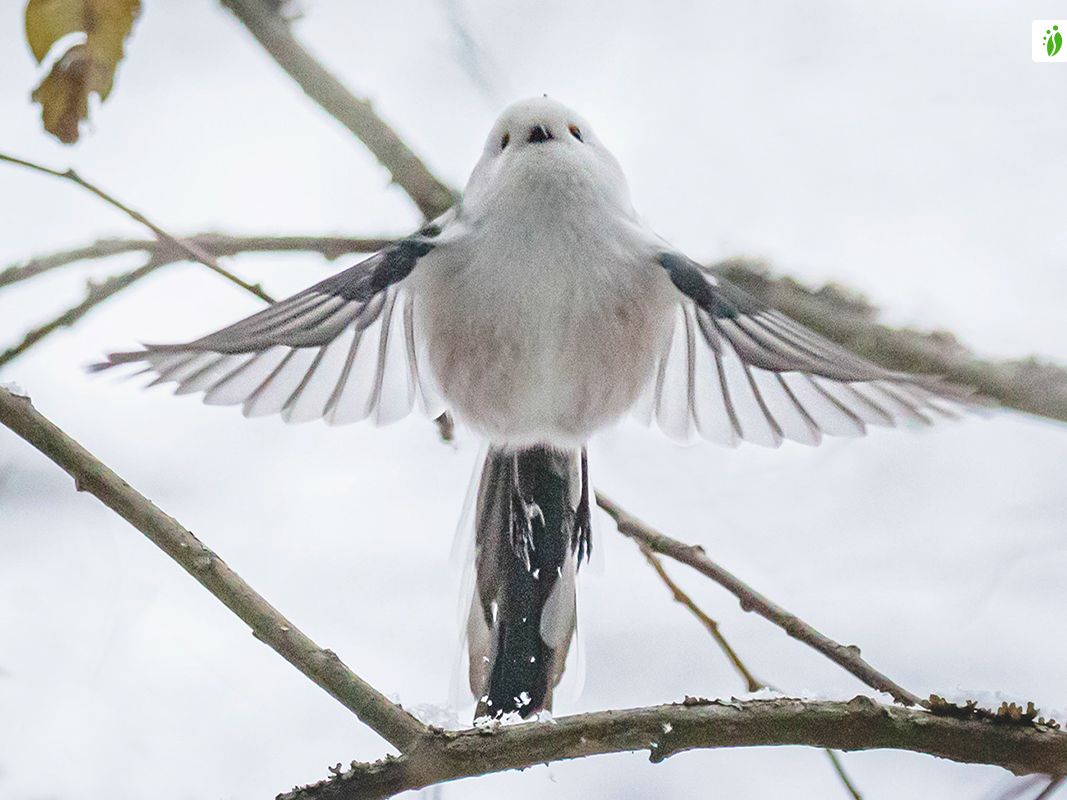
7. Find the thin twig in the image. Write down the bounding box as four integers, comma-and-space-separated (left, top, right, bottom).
0, 233, 396, 369
824, 750, 865, 800
0, 257, 170, 370
638, 545, 864, 798
0, 386, 428, 751
0, 240, 147, 288
220, 0, 456, 219
0, 234, 394, 288
0, 153, 275, 303
597, 493, 924, 708
640, 546, 763, 692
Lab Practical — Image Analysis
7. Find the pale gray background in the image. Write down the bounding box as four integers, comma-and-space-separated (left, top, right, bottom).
2, 2, 1066, 799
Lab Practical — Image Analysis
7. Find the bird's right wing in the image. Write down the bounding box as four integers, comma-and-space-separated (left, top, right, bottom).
92, 222, 451, 426
642, 251, 978, 446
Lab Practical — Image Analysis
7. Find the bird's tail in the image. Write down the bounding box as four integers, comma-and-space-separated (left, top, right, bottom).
466, 445, 590, 719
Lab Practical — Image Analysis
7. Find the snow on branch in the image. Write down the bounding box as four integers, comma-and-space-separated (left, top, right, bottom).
283, 697, 1067, 800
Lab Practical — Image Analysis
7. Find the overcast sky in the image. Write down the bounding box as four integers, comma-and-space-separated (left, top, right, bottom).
2, 2, 1066, 799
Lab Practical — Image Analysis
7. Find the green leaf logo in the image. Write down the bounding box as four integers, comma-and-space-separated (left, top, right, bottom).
1044, 25, 1063, 57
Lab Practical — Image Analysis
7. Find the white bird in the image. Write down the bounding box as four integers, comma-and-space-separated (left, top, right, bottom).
94, 96, 970, 719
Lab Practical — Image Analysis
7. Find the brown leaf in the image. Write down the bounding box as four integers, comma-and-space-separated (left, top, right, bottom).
32, 44, 91, 144
24, 0, 141, 144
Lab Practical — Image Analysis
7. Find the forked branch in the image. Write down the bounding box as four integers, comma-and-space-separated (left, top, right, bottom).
0, 153, 274, 303
597, 494, 924, 708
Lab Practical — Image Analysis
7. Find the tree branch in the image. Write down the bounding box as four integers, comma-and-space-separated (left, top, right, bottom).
0, 153, 275, 303
219, 0, 456, 219
284, 697, 1067, 800
0, 234, 394, 288
824, 749, 864, 800
639, 546, 763, 693
0, 386, 428, 752
0, 256, 169, 369
637, 545, 864, 797
597, 493, 924, 708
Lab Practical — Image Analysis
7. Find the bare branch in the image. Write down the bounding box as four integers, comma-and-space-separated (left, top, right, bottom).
0, 240, 149, 288
0, 257, 170, 369
639, 546, 763, 692
638, 546, 864, 797
0, 233, 394, 370
0, 234, 394, 288
219, 0, 456, 219
0, 386, 428, 751
824, 749, 865, 800
597, 493, 924, 708
285, 697, 1067, 800
0, 153, 275, 303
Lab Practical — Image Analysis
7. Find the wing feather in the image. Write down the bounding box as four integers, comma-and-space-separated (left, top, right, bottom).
651, 251, 977, 446
92, 223, 450, 427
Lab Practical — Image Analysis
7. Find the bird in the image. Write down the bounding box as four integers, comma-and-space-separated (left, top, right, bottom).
92, 95, 971, 720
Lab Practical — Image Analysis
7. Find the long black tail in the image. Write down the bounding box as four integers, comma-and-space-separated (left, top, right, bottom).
466, 445, 590, 719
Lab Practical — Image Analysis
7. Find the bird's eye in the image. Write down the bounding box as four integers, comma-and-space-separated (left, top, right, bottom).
500, 132, 510, 150
568, 124, 583, 142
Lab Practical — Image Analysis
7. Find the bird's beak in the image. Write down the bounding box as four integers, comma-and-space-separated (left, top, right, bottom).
527, 124, 554, 144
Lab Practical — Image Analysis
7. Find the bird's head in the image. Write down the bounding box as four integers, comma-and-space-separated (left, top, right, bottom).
462, 96, 634, 218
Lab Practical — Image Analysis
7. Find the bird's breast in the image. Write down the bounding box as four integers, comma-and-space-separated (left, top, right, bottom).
414, 212, 675, 446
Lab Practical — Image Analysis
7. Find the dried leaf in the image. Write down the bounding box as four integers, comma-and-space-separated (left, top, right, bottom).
24, 0, 84, 62
31, 43, 93, 144
24, 0, 141, 143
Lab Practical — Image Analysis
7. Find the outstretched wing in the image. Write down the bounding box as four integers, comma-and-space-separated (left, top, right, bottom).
642, 251, 975, 446
92, 224, 449, 426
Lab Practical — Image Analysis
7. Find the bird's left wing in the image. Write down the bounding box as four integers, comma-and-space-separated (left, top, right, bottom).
92, 223, 450, 426
642, 251, 975, 446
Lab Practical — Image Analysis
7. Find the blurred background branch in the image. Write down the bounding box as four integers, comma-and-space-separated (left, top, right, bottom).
0, 254, 166, 368
0, 234, 394, 289
219, 0, 456, 219
720, 262, 1067, 424
0, 153, 274, 303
